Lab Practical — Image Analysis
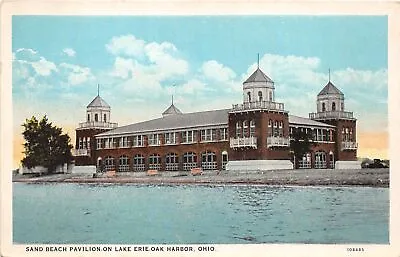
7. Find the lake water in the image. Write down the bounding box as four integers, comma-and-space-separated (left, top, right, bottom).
13, 183, 389, 244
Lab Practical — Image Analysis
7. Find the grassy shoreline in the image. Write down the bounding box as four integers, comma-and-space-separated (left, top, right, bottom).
12, 168, 389, 188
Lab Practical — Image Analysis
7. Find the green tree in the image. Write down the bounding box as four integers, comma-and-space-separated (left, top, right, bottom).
21, 116, 73, 173
290, 128, 316, 169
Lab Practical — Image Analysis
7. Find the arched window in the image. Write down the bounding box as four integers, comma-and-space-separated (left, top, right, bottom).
118, 155, 130, 172
95, 113, 99, 122
222, 151, 228, 170
183, 152, 197, 171
201, 150, 217, 170
258, 91, 263, 102
236, 121, 242, 138
165, 153, 179, 171
274, 121, 279, 137
104, 156, 115, 171
279, 121, 283, 137
332, 102, 336, 111
104, 114, 107, 122
87, 114, 90, 122
133, 154, 145, 172
268, 119, 272, 136
247, 92, 251, 102
322, 103, 326, 112
250, 120, 256, 137
242, 120, 248, 137
149, 154, 161, 170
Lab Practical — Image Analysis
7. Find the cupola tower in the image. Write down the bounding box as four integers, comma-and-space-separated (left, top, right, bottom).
309, 71, 359, 169
226, 55, 293, 171
73, 85, 118, 166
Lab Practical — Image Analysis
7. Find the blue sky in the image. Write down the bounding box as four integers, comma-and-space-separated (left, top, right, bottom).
12, 15, 388, 163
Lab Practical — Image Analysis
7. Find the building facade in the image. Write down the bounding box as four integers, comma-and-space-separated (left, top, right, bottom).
73, 66, 359, 171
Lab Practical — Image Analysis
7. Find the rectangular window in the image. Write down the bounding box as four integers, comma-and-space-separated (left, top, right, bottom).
165, 132, 177, 144
97, 139, 102, 149
201, 129, 216, 142
119, 136, 129, 148
220, 128, 228, 141
148, 134, 161, 146
133, 135, 144, 147
87, 137, 90, 149
182, 130, 195, 143
78, 137, 83, 149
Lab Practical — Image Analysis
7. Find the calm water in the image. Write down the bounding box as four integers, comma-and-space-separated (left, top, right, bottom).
13, 183, 389, 244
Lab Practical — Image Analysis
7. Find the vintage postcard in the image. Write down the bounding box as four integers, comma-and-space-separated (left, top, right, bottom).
1, 1, 399, 257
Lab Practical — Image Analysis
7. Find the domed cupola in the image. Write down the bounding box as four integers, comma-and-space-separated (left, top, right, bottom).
242, 56, 275, 104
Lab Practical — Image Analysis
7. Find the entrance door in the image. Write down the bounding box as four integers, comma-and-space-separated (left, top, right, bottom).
222, 151, 228, 170
314, 151, 327, 169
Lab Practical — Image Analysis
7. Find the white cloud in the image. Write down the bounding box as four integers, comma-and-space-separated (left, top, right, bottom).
30, 57, 58, 76
110, 57, 135, 79
105, 34, 190, 101
16, 48, 38, 55
143, 41, 188, 79
201, 60, 236, 82
60, 63, 94, 85
106, 34, 146, 57
63, 48, 76, 57
181, 79, 206, 95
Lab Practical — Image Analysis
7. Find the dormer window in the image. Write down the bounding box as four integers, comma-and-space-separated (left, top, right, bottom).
258, 91, 263, 102
95, 114, 98, 122
104, 114, 107, 122
87, 114, 90, 122
247, 92, 251, 102
332, 102, 336, 111
322, 103, 326, 112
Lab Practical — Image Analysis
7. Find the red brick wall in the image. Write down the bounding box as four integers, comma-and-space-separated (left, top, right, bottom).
75, 128, 113, 165
317, 119, 357, 161
96, 141, 230, 171
228, 111, 290, 161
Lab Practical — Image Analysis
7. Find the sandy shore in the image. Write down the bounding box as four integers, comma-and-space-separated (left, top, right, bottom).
13, 168, 389, 187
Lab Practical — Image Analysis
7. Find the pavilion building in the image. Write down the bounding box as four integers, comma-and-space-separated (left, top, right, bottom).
73, 65, 360, 172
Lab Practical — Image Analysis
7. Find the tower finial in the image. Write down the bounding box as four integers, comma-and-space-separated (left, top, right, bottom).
257, 53, 260, 68
328, 68, 331, 82
172, 83, 176, 105
97, 84, 100, 96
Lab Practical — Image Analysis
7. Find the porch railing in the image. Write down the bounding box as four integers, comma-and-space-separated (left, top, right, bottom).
267, 136, 290, 148
230, 137, 257, 149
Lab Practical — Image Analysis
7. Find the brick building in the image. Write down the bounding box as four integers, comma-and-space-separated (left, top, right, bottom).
73, 66, 359, 172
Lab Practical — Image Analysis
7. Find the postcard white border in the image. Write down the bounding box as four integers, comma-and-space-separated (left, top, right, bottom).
1, 1, 400, 257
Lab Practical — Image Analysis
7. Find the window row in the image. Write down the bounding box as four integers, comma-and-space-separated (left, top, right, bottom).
78, 137, 91, 149
87, 113, 107, 122
99, 151, 229, 172
267, 119, 285, 137
321, 101, 344, 112
235, 120, 256, 138
246, 91, 273, 102
96, 128, 229, 149
289, 127, 334, 142
342, 127, 354, 142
